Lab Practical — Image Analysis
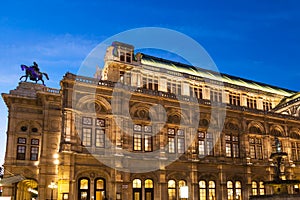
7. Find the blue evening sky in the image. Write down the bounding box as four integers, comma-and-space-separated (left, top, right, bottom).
0, 0, 300, 164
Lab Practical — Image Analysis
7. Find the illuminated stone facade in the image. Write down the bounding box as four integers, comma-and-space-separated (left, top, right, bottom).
2, 41, 300, 200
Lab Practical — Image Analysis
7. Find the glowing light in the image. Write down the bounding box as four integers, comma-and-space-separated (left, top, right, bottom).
53, 153, 59, 159
179, 186, 189, 198
53, 159, 59, 165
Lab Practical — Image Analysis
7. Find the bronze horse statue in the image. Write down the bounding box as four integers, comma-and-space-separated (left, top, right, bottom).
19, 62, 49, 86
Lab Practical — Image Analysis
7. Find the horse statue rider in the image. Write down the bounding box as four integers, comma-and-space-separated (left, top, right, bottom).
19, 62, 49, 86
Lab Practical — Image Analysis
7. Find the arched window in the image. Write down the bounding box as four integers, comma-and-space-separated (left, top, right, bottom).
235, 181, 242, 199
208, 181, 216, 199
227, 181, 242, 200
168, 180, 176, 200
167, 179, 187, 200
178, 180, 186, 188
132, 178, 154, 200
145, 179, 154, 200
94, 178, 105, 200
133, 179, 142, 200
199, 180, 216, 200
199, 181, 206, 200
259, 181, 265, 195
252, 181, 258, 195
252, 181, 265, 196
78, 178, 90, 200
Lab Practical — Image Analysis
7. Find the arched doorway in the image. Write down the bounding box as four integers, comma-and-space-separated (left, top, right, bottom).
17, 179, 38, 200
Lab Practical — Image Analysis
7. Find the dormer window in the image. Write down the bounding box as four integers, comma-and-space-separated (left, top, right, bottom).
120, 52, 125, 62
126, 53, 131, 63
119, 51, 132, 63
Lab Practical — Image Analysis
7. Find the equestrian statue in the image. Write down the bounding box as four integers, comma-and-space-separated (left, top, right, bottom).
19, 62, 49, 86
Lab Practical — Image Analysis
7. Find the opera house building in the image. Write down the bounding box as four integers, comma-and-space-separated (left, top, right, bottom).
1, 42, 300, 200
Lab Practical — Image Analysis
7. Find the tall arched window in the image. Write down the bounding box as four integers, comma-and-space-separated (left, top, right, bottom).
94, 178, 105, 200
227, 181, 233, 200
199, 181, 206, 200
227, 181, 242, 200
208, 181, 216, 199
199, 180, 216, 200
168, 180, 176, 200
133, 179, 142, 200
78, 178, 90, 200
252, 181, 264, 196
252, 181, 258, 196
235, 181, 242, 199
259, 182, 265, 195
145, 179, 154, 200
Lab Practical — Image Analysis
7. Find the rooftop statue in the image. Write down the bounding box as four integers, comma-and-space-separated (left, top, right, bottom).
19, 62, 49, 86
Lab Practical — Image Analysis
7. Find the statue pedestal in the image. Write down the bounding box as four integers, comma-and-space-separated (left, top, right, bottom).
10, 82, 46, 98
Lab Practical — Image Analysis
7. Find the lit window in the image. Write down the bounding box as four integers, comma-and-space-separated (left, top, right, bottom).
249, 137, 263, 159
227, 181, 242, 200
177, 130, 185, 154
133, 179, 142, 200
259, 181, 265, 195
78, 178, 90, 200
82, 128, 92, 146
81, 117, 106, 149
225, 134, 239, 158
199, 180, 216, 200
252, 181, 258, 195
198, 131, 214, 157
133, 125, 153, 152
208, 181, 216, 200
134, 134, 142, 151
291, 142, 300, 161
168, 128, 185, 153
199, 181, 206, 200
168, 180, 176, 200
145, 179, 153, 188
95, 129, 105, 148
95, 178, 105, 200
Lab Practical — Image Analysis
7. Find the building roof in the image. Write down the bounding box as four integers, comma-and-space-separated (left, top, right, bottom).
274, 92, 300, 110
140, 53, 296, 97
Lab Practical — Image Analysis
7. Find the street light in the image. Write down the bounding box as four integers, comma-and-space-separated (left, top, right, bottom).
48, 180, 57, 200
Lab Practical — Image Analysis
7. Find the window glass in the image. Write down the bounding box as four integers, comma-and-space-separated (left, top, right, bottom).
133, 179, 142, 188
80, 179, 89, 189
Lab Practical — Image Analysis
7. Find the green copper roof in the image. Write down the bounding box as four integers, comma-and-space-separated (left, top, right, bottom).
275, 92, 300, 109
140, 54, 295, 97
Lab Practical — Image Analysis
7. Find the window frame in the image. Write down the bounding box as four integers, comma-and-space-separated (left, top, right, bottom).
133, 124, 153, 152
168, 128, 185, 154
17, 145, 26, 160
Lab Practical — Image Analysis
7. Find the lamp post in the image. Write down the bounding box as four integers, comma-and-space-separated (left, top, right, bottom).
48, 180, 57, 200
